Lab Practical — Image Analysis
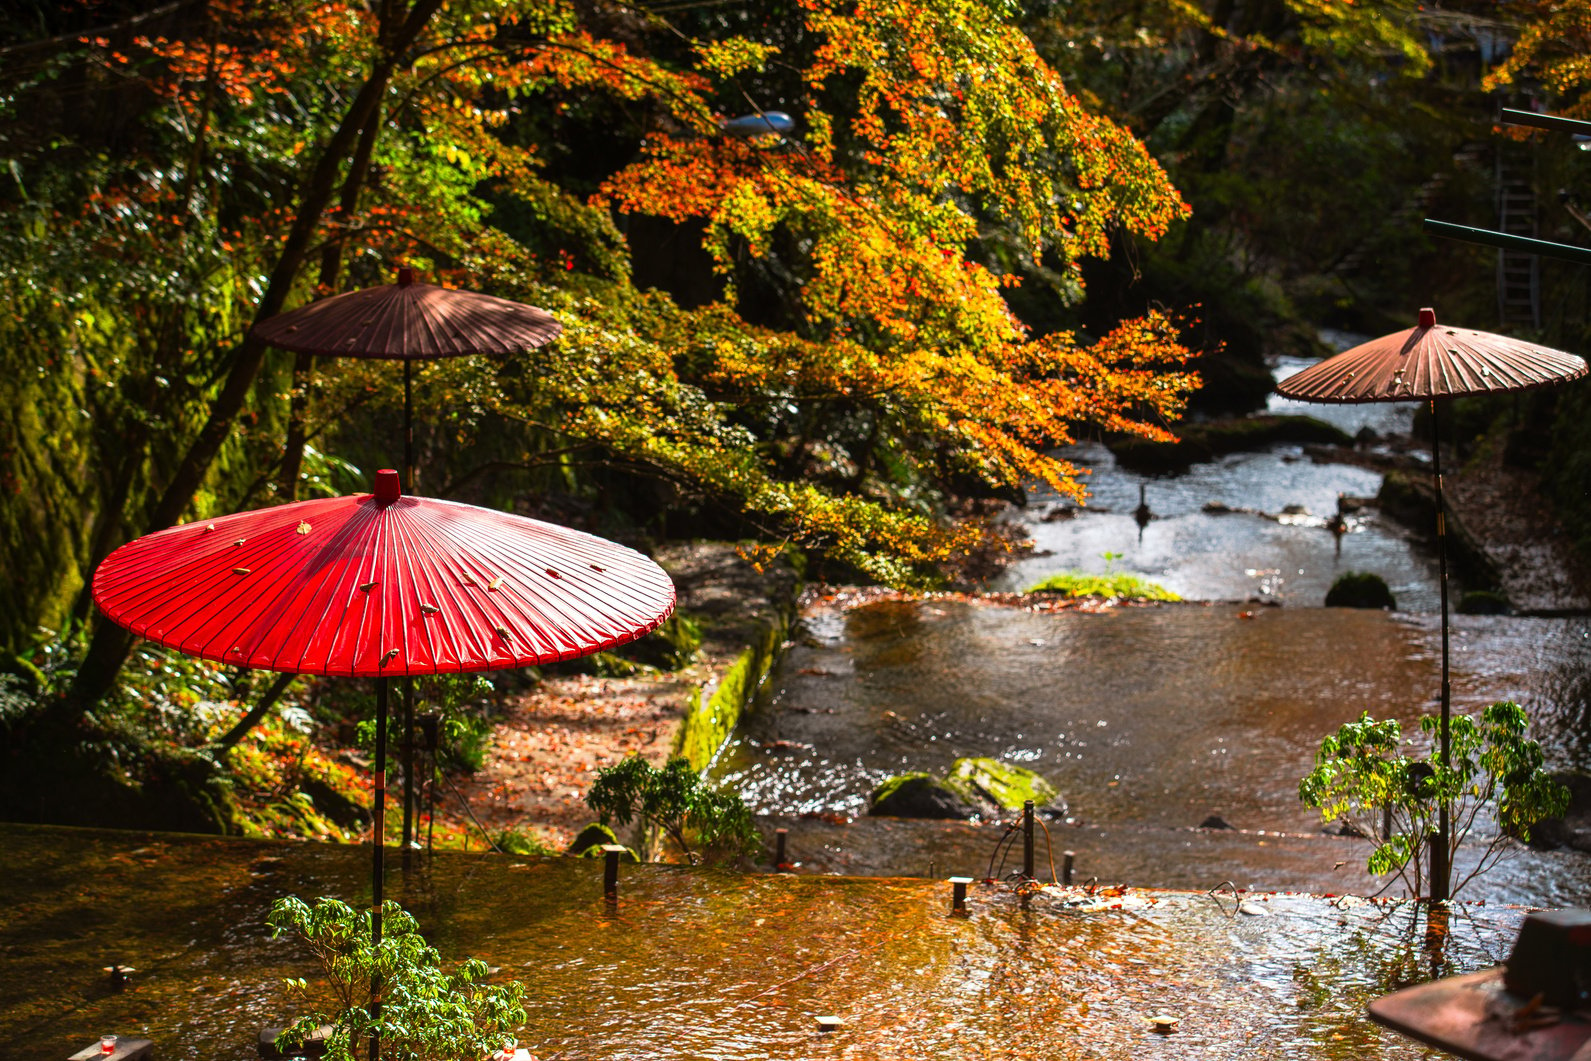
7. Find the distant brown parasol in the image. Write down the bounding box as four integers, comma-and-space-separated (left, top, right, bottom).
1276, 306, 1586, 902
251, 266, 561, 359
1274, 307, 1585, 403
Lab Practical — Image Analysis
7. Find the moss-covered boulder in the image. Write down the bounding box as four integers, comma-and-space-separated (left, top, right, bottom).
566, 821, 637, 859
1458, 590, 1510, 615
946, 758, 1065, 818
1324, 572, 1396, 609
868, 773, 978, 819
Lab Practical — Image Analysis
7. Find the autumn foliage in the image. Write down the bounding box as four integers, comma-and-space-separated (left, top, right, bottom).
0, 0, 1199, 669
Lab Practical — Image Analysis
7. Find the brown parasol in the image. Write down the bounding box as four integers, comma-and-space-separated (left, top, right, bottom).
250, 265, 562, 491
1276, 307, 1586, 900
92, 469, 675, 1059
251, 266, 563, 850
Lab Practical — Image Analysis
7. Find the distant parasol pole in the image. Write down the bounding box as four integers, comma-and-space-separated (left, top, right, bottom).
400, 326, 417, 858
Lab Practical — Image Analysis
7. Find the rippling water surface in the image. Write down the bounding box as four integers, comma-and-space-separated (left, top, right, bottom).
0, 824, 1534, 1060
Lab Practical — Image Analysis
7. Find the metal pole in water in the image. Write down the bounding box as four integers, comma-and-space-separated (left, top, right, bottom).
1022, 801, 1035, 880
950, 876, 972, 915
601, 844, 625, 900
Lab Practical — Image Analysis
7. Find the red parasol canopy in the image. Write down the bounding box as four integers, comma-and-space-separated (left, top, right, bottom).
250, 267, 562, 360
92, 470, 675, 677
1275, 307, 1586, 403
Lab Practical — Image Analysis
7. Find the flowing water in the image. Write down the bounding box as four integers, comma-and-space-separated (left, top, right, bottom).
0, 823, 1535, 1060
710, 346, 1591, 906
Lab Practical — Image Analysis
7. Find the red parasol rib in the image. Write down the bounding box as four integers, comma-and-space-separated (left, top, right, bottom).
250, 269, 562, 360
1276, 307, 1586, 403
92, 470, 674, 677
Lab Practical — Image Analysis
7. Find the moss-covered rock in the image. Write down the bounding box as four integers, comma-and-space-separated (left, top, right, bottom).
567, 821, 620, 856
1324, 572, 1396, 609
868, 773, 978, 819
946, 758, 1065, 817
1458, 590, 1510, 615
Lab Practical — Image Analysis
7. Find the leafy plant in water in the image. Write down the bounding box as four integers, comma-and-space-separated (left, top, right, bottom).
585, 755, 759, 864
1299, 702, 1569, 901
268, 896, 526, 1061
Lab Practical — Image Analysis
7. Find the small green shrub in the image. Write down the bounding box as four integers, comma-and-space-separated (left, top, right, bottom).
585, 755, 759, 864
1324, 571, 1395, 609
1299, 701, 1569, 900
268, 896, 526, 1061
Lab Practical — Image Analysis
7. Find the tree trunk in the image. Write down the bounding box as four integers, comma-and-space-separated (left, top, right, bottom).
63, 0, 446, 718
279, 101, 385, 500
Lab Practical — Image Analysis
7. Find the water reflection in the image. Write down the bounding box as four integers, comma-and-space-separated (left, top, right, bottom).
0, 824, 1530, 1060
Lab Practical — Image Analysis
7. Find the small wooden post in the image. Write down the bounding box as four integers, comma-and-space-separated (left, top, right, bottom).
1022, 800, 1035, 880
1062, 850, 1075, 886
949, 876, 973, 916
601, 844, 626, 900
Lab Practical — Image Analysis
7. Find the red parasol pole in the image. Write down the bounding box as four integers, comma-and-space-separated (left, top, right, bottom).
370, 673, 387, 1061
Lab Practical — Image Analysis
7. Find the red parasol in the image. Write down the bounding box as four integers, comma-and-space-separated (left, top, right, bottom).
92, 470, 673, 675
1276, 307, 1586, 900
92, 469, 673, 1059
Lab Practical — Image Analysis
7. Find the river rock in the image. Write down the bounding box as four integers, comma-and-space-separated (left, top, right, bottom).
1527, 772, 1591, 853
869, 773, 978, 819
945, 757, 1066, 818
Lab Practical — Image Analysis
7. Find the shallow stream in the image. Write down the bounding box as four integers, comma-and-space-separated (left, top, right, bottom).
710, 347, 1591, 905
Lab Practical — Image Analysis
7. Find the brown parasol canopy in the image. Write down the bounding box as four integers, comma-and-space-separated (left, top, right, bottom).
1276, 308, 1586, 901
250, 266, 561, 360
1274, 307, 1585, 403
92, 469, 674, 1060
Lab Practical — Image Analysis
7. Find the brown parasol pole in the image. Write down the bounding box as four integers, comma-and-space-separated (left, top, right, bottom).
1429, 397, 1450, 901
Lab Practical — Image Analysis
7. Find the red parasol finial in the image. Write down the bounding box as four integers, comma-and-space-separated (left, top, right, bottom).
397, 266, 415, 287
1417, 307, 1436, 329
373, 468, 401, 502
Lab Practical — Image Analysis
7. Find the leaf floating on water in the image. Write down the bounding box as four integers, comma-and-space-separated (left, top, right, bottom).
296, 522, 312, 535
